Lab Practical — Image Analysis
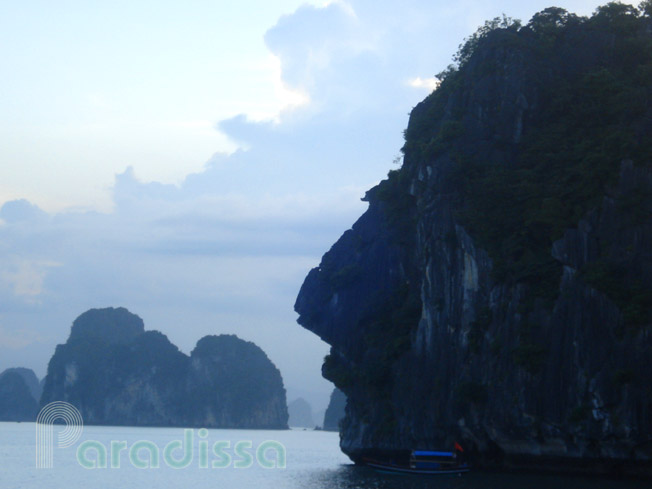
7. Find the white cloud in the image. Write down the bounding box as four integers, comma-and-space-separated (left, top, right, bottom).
409, 76, 440, 91
0, 0, 632, 405
250, 55, 311, 122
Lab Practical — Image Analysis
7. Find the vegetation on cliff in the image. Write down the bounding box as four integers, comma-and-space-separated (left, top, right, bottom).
405, 2, 652, 322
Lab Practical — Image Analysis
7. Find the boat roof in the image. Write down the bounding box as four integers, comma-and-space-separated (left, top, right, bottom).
412, 450, 454, 457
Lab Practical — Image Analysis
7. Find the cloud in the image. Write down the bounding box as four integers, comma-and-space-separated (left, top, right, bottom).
0, 199, 49, 224
409, 77, 439, 91
264, 2, 364, 94
0, 257, 61, 301
0, 0, 626, 408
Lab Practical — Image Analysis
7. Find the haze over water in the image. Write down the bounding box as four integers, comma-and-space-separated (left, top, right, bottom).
0, 422, 648, 489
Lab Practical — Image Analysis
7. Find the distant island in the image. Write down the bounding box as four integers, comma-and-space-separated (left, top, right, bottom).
35, 307, 289, 429
0, 368, 41, 421
322, 388, 346, 432
296, 3, 652, 477
288, 397, 315, 428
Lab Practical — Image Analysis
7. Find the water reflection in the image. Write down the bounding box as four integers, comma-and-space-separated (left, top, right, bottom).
304, 464, 649, 489
306, 465, 474, 489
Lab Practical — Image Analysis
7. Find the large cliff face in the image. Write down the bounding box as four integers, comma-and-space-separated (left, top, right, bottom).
295, 6, 652, 476
41, 308, 289, 429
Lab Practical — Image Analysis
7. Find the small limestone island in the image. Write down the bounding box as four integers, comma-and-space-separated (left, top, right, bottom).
0, 368, 41, 421
39, 307, 289, 429
296, 3, 652, 478
288, 397, 315, 428
322, 388, 346, 432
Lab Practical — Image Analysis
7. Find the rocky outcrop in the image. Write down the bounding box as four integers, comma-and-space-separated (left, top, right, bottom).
288, 398, 315, 428
323, 388, 346, 431
0, 370, 39, 421
41, 308, 288, 429
295, 6, 652, 477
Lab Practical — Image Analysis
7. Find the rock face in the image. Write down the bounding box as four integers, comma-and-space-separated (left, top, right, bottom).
41, 308, 288, 429
0, 370, 39, 421
295, 6, 652, 477
288, 398, 315, 428
323, 388, 346, 431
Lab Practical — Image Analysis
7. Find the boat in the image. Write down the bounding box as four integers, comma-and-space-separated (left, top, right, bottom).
364, 448, 469, 475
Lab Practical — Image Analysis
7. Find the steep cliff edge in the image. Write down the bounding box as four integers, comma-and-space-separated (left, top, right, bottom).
295, 5, 652, 476
41, 308, 288, 429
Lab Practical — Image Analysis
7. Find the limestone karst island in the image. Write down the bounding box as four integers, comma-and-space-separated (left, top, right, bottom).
295, 3, 652, 477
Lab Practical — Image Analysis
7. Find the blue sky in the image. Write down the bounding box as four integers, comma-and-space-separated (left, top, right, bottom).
0, 0, 634, 411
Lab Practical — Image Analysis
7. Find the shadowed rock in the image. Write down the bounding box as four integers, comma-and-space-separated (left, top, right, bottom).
296, 5, 652, 477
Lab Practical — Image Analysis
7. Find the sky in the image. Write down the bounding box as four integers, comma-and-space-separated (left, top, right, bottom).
0, 0, 636, 413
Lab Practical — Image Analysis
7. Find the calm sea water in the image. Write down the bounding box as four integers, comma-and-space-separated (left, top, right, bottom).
0, 422, 648, 489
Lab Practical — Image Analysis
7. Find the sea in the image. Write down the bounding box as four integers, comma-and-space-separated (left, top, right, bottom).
0, 422, 648, 489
